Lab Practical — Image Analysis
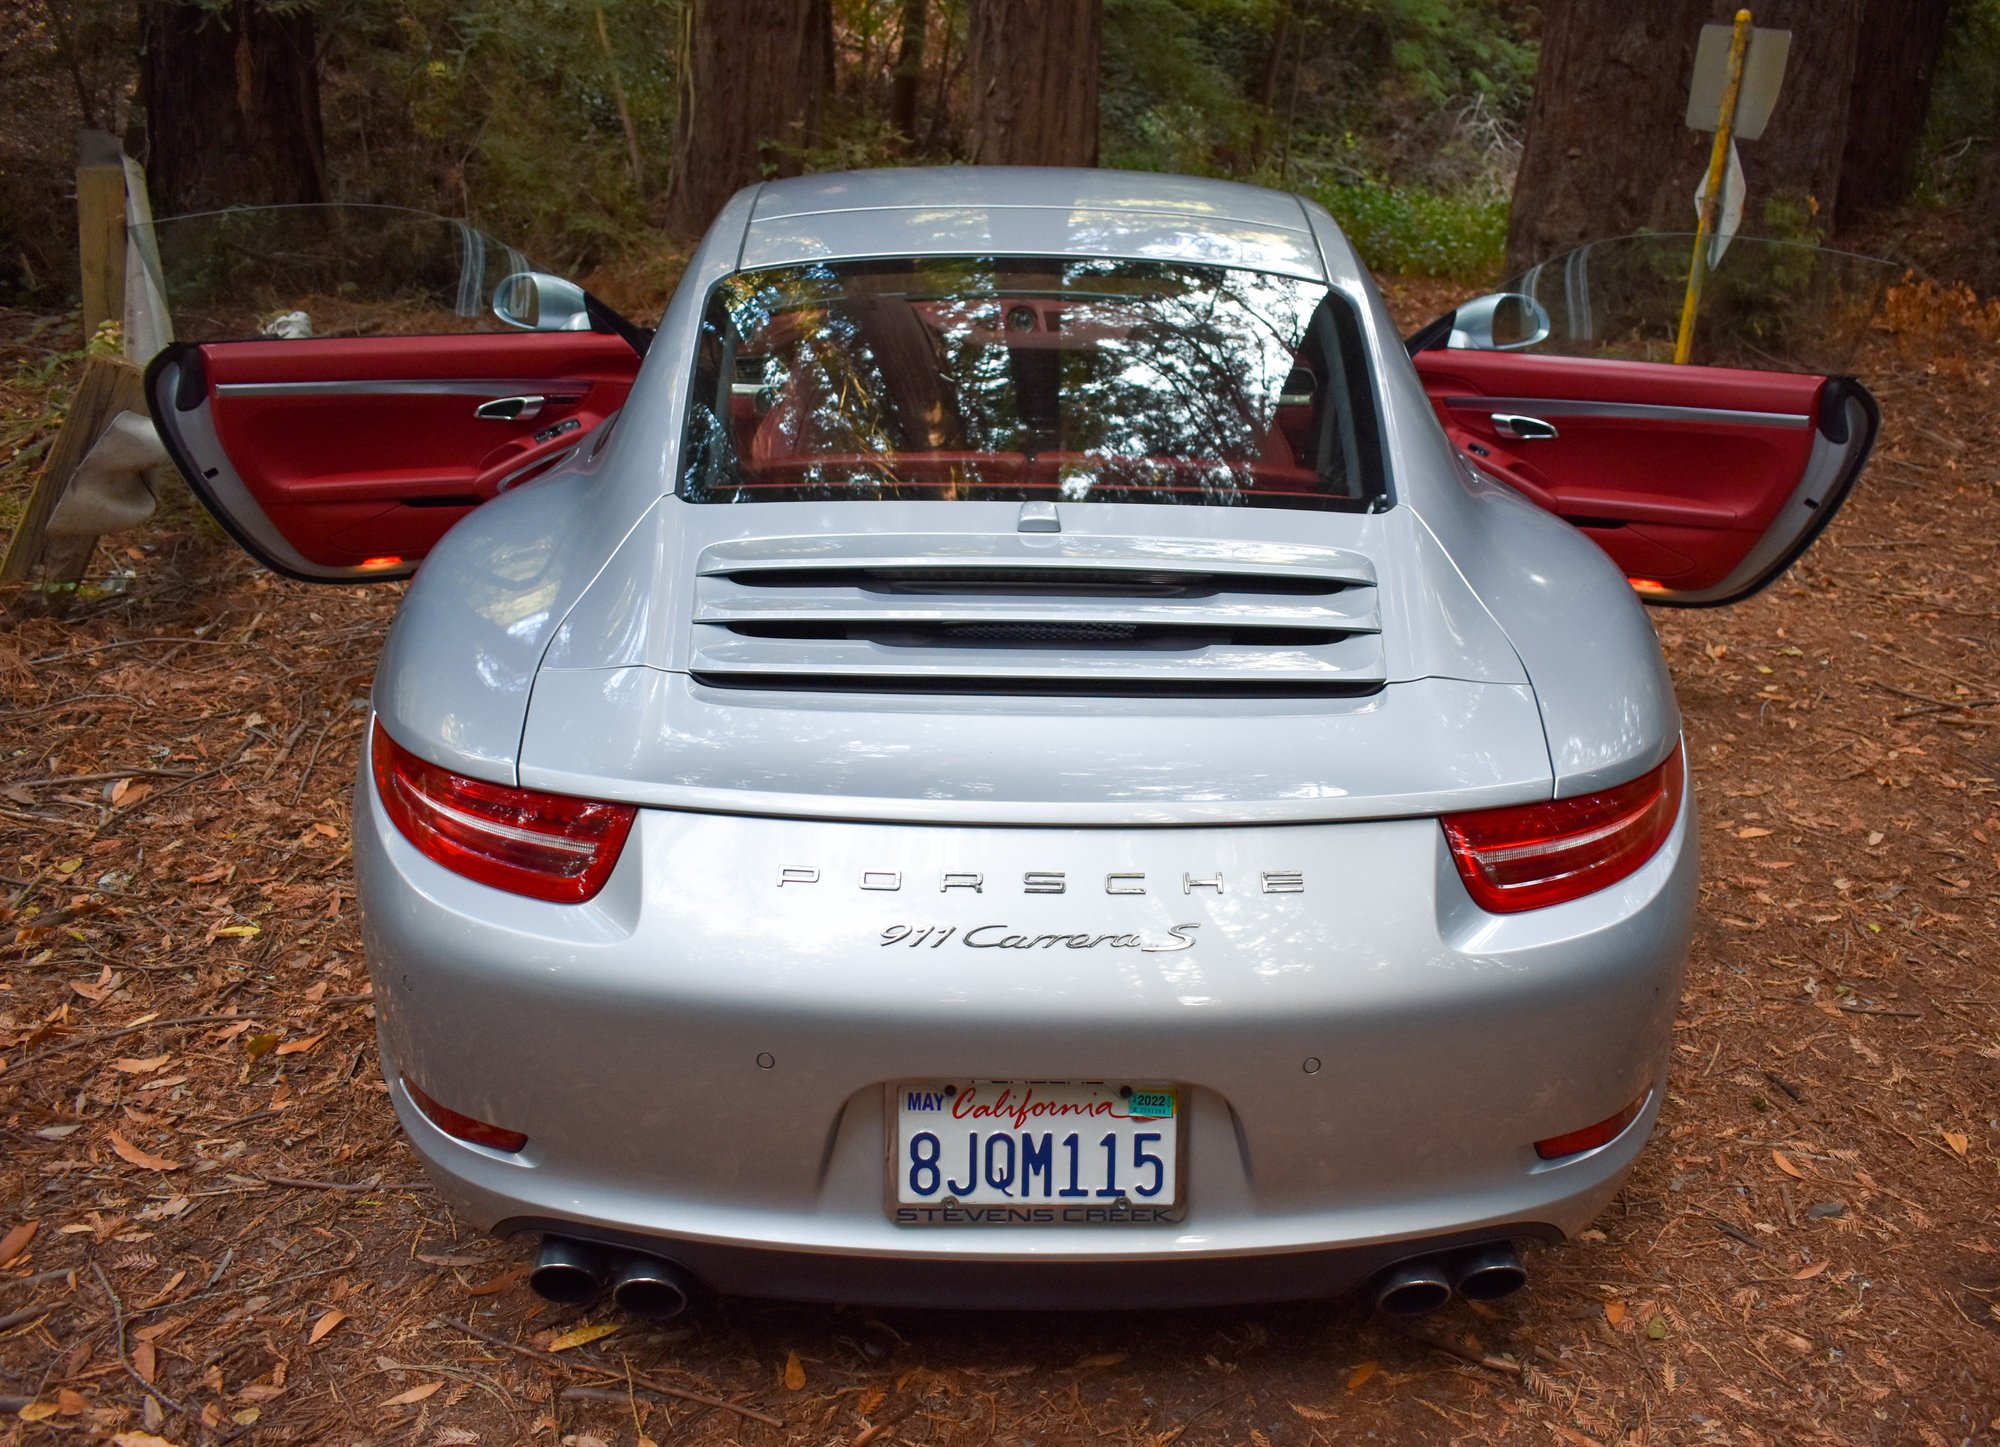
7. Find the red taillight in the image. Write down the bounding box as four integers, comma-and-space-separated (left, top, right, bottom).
1534, 1091, 1649, 1160
370, 719, 634, 903
402, 1074, 528, 1152
1442, 741, 1685, 913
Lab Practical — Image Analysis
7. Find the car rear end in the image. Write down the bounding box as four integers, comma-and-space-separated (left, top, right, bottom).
355, 170, 1697, 1312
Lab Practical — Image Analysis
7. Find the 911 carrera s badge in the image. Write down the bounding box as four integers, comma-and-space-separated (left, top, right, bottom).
880, 923, 1200, 952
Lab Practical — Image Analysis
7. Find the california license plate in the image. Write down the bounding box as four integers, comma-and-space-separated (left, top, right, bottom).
889, 1081, 1184, 1225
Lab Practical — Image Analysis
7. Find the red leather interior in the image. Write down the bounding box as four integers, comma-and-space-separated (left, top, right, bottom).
1412, 349, 1826, 591
202, 333, 639, 569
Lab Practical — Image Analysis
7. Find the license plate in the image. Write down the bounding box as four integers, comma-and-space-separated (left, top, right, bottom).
889, 1081, 1183, 1225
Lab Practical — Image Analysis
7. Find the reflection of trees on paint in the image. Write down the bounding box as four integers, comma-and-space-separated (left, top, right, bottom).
683, 257, 1383, 511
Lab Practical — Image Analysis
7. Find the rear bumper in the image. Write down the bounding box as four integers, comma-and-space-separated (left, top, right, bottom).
357, 739, 1695, 1306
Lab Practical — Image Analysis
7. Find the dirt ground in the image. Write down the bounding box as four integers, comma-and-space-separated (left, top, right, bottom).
2, 283, 1997, 1447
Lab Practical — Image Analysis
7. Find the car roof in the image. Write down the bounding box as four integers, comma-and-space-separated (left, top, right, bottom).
738, 166, 1330, 282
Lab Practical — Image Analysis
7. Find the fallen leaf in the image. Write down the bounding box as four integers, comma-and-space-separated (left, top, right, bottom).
416, 1253, 486, 1268
1793, 1260, 1829, 1280
17, 1402, 57, 1422
244, 1032, 280, 1060
0, 1220, 37, 1266
1942, 1131, 1969, 1155
214, 924, 260, 939
1647, 1315, 1668, 1340
1605, 1300, 1626, 1327
232, 1407, 261, 1425
134, 1338, 157, 1382
111, 1433, 181, 1447
783, 1351, 806, 1391
1736, 827, 1772, 840
378, 1381, 443, 1408
547, 1322, 619, 1353
110, 779, 151, 809
115, 1054, 172, 1075
56, 1388, 88, 1414
1772, 1150, 1806, 1179
1073, 1351, 1128, 1369
1345, 1360, 1378, 1391
465, 1265, 530, 1297
274, 1032, 327, 1057
308, 1309, 345, 1345
108, 1129, 182, 1172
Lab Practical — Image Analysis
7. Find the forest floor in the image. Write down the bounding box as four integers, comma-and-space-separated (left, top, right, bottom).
1, 281, 1997, 1447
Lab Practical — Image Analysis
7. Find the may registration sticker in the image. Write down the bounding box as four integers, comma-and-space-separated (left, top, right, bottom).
889, 1081, 1185, 1226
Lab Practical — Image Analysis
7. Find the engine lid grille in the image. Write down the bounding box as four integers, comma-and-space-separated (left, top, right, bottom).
690, 534, 1385, 697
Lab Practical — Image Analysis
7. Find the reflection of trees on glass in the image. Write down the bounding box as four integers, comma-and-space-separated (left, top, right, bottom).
682, 256, 1384, 512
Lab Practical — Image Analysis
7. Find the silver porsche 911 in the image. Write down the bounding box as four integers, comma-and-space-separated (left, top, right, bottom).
147, 169, 1877, 1316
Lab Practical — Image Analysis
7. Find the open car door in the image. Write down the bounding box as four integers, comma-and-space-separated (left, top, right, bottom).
1408, 234, 1885, 606
142, 205, 645, 583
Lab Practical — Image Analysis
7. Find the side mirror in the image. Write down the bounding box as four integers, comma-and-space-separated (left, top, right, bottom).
493, 271, 593, 332
1447, 292, 1552, 351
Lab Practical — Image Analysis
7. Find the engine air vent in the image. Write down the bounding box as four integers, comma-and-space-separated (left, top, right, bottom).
689, 533, 1386, 698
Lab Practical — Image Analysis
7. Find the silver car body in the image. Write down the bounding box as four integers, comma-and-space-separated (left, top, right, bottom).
149, 170, 1878, 1306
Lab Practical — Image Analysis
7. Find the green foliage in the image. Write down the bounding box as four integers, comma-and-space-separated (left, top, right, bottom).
321, 0, 683, 271
1311, 176, 1509, 278
1918, 0, 2000, 204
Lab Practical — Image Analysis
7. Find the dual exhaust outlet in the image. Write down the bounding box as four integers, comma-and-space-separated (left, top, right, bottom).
534, 1233, 1522, 1319
530, 1236, 701, 1319
1370, 1241, 1527, 1317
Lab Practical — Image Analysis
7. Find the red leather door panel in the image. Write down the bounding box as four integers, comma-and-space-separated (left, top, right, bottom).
1412, 348, 1876, 604
149, 332, 640, 581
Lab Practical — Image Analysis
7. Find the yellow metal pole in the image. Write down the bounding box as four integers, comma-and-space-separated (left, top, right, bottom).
1674, 9, 1752, 365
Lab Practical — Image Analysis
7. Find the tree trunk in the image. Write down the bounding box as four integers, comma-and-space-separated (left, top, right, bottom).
663, 0, 827, 238
1506, 0, 1865, 275
889, 0, 929, 144
1835, 0, 1950, 222
965, 0, 1101, 167
139, 0, 325, 215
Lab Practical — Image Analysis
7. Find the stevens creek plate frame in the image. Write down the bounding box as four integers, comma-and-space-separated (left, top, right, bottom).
885, 1080, 1191, 1227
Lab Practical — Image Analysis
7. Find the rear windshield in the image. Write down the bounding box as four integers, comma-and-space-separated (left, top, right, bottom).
679, 257, 1385, 510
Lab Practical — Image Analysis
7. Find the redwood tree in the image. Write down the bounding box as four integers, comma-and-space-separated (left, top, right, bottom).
1835, 0, 1951, 222
140, 0, 325, 214
965, 0, 1102, 167
664, 0, 829, 237
1506, 0, 1866, 274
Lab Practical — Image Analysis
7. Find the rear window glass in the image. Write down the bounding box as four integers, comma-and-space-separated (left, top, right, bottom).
679, 257, 1385, 511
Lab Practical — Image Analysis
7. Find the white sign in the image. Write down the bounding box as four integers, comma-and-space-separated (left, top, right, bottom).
1686, 24, 1791, 140
1693, 138, 1746, 267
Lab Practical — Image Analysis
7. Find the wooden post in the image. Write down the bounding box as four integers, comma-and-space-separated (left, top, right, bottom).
76, 130, 129, 344
0, 354, 146, 584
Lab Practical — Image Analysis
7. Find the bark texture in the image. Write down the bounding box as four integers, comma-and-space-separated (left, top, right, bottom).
1506, 0, 1866, 274
965, 0, 1102, 167
889, 0, 930, 143
664, 0, 828, 237
139, 0, 325, 215
1835, 0, 1951, 221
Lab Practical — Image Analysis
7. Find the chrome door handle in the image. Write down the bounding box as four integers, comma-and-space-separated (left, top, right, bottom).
475, 395, 546, 422
1491, 413, 1558, 440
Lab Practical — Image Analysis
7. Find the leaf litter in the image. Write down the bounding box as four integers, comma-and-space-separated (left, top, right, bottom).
0, 291, 1996, 1442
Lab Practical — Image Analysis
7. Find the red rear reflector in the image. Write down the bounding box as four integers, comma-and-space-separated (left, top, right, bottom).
362, 555, 404, 569
402, 1074, 528, 1152
371, 719, 634, 903
1627, 576, 1668, 594
1441, 741, 1685, 913
1535, 1091, 1649, 1160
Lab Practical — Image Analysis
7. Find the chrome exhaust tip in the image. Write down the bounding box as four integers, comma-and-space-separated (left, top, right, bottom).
608, 1254, 700, 1320
1371, 1258, 1453, 1317
1449, 1242, 1527, 1302
529, 1236, 608, 1306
